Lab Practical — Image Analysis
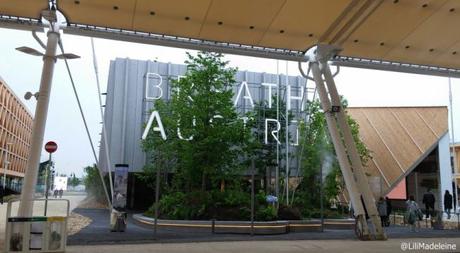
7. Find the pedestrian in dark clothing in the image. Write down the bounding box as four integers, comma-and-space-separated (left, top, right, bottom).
385, 197, 392, 226
444, 190, 453, 219
422, 189, 435, 219
58, 189, 63, 198
377, 197, 387, 227
0, 186, 4, 205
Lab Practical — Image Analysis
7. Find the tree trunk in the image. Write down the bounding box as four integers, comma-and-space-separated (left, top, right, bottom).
201, 172, 206, 191
265, 166, 270, 193
220, 180, 225, 192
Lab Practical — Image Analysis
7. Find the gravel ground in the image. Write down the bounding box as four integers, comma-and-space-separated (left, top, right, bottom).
68, 212, 92, 236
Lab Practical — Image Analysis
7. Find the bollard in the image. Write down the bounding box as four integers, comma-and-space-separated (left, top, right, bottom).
211, 219, 215, 234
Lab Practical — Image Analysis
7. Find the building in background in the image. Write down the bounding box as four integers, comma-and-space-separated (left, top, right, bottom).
100, 58, 455, 214
347, 107, 454, 217
99, 58, 307, 209
0, 76, 33, 193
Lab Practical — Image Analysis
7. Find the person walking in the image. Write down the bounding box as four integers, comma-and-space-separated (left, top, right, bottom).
0, 185, 4, 205
377, 197, 387, 227
444, 190, 453, 219
422, 189, 435, 219
406, 195, 421, 232
385, 196, 392, 226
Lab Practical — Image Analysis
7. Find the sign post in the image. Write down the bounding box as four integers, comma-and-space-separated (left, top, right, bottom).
44, 141, 57, 216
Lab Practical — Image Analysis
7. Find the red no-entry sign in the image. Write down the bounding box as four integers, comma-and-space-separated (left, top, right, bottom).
44, 141, 58, 153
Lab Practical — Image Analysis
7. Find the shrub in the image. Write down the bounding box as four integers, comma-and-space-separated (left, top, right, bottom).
158, 192, 188, 219
278, 205, 302, 220
255, 205, 277, 221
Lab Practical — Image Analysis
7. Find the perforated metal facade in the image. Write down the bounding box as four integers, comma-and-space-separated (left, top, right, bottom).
99, 58, 307, 173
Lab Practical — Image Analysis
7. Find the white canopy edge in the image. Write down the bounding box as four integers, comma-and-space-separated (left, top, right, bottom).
2, 14, 460, 79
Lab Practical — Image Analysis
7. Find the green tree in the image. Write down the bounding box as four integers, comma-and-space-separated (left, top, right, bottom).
294, 98, 371, 213
245, 96, 293, 195
68, 173, 81, 187
142, 52, 249, 192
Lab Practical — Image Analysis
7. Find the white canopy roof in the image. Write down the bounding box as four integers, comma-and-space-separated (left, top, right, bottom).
1, 0, 459, 72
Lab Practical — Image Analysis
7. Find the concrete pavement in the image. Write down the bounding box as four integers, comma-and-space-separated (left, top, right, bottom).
66, 238, 460, 253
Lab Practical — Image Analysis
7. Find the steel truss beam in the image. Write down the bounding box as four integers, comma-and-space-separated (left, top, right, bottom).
2, 15, 460, 79
302, 44, 386, 240
331, 56, 460, 79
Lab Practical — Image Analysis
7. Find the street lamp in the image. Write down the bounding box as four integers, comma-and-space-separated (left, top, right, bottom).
15, 9, 80, 217
3, 142, 13, 191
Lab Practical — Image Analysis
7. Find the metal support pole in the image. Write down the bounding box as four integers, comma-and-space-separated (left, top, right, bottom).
251, 159, 255, 236
91, 38, 115, 205
154, 158, 160, 238
44, 152, 51, 216
276, 60, 280, 200
211, 219, 215, 234
310, 62, 369, 237
320, 157, 324, 232
449, 77, 459, 209
302, 44, 386, 240
285, 62, 289, 206
322, 64, 386, 240
19, 22, 60, 217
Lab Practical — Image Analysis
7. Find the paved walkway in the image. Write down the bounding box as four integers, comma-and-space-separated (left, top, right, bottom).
67, 238, 460, 253
68, 208, 460, 245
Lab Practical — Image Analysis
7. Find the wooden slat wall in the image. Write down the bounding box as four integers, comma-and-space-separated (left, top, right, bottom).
350, 110, 403, 184
347, 106, 448, 196
0, 79, 33, 179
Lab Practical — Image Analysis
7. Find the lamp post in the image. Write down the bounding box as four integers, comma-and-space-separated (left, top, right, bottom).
2, 142, 13, 191
16, 9, 79, 217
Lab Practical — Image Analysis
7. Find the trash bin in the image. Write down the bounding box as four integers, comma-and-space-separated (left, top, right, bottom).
110, 209, 127, 232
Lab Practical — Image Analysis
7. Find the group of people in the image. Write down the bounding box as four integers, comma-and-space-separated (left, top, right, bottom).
376, 189, 455, 232
420, 189, 454, 219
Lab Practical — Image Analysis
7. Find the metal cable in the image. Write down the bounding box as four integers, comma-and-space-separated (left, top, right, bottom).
57, 39, 112, 208
90, 38, 115, 204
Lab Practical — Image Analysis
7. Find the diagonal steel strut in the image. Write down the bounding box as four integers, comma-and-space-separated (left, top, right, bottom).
301, 44, 386, 240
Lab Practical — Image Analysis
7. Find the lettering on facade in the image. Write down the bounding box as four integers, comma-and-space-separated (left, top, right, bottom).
142, 72, 305, 146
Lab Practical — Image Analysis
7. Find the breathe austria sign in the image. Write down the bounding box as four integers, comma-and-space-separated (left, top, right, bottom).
141, 72, 305, 145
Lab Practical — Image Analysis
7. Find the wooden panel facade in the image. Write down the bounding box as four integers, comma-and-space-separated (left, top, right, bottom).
0, 78, 33, 179
347, 106, 448, 196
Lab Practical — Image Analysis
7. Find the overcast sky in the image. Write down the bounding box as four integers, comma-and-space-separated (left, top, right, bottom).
0, 27, 459, 177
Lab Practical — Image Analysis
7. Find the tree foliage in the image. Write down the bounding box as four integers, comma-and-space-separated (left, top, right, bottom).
142, 52, 249, 192
68, 173, 81, 187
294, 98, 371, 213
140, 51, 372, 220
244, 96, 292, 193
